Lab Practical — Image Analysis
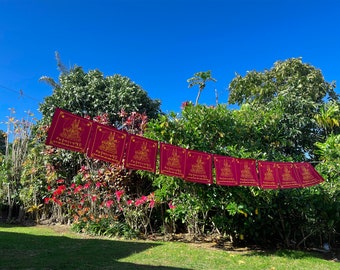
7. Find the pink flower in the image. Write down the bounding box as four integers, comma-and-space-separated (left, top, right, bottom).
91, 195, 97, 202
74, 185, 83, 193
80, 165, 88, 172
95, 181, 101, 188
149, 199, 155, 209
115, 190, 124, 202
127, 200, 133, 206
105, 200, 114, 208
56, 179, 64, 184
84, 182, 91, 189
168, 201, 176, 210
135, 199, 143, 207
70, 183, 76, 189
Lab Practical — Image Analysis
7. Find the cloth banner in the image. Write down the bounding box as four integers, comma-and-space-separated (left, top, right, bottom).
87, 123, 128, 165
46, 108, 93, 153
257, 161, 279, 189
294, 162, 324, 187
124, 134, 158, 173
184, 150, 213, 184
159, 143, 187, 178
235, 158, 259, 187
276, 162, 301, 188
214, 155, 239, 186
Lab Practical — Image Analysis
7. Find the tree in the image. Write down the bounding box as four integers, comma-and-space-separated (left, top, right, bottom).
40, 67, 161, 124
228, 58, 338, 159
314, 100, 340, 136
187, 70, 216, 105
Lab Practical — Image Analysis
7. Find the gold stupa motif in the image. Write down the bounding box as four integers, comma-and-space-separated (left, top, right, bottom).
221, 160, 232, 176
300, 166, 313, 180
60, 119, 82, 142
166, 149, 181, 169
190, 155, 206, 175
133, 141, 150, 162
99, 132, 118, 155
240, 162, 252, 179
282, 166, 293, 181
264, 166, 274, 181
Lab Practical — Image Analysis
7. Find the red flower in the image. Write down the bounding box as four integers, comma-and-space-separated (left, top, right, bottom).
168, 201, 176, 210
56, 178, 64, 184
127, 200, 133, 206
74, 185, 83, 193
91, 195, 97, 202
44, 197, 50, 204
84, 182, 91, 189
149, 199, 155, 209
181, 101, 191, 109
47, 186, 51, 191
115, 190, 124, 202
135, 197, 146, 207
95, 181, 101, 188
105, 200, 114, 208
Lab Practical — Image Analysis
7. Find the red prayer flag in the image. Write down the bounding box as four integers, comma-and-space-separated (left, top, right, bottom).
294, 162, 324, 187
124, 134, 158, 173
214, 155, 239, 186
159, 143, 187, 178
87, 123, 128, 165
258, 161, 279, 189
235, 158, 259, 187
184, 150, 213, 184
276, 162, 301, 189
46, 108, 93, 153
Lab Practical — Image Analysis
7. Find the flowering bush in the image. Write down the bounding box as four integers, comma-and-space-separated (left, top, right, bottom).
43, 110, 159, 236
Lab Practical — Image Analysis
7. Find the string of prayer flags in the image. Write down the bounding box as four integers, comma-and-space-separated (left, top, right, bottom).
236, 158, 259, 187
87, 123, 128, 165
276, 162, 301, 189
45, 108, 325, 189
294, 162, 324, 187
257, 161, 280, 189
184, 150, 213, 184
214, 155, 239, 186
124, 134, 158, 173
159, 143, 187, 178
46, 108, 93, 153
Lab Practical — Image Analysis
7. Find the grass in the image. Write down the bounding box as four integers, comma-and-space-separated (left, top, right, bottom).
0, 224, 338, 270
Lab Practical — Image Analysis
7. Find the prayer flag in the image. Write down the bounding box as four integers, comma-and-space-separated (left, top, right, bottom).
276, 162, 301, 189
235, 158, 259, 187
294, 162, 324, 187
46, 108, 93, 153
87, 123, 127, 165
214, 155, 239, 186
184, 150, 213, 184
159, 143, 187, 178
258, 161, 279, 189
124, 134, 158, 173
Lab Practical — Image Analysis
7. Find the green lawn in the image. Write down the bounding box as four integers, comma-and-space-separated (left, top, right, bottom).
0, 224, 338, 270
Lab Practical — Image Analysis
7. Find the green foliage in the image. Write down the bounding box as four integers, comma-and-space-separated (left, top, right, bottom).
39, 66, 161, 124
229, 58, 337, 159
145, 61, 339, 247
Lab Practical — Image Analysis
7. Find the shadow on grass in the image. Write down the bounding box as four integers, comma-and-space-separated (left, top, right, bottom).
0, 225, 190, 270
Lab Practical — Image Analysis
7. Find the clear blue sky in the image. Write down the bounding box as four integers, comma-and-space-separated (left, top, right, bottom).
1, 0, 340, 132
